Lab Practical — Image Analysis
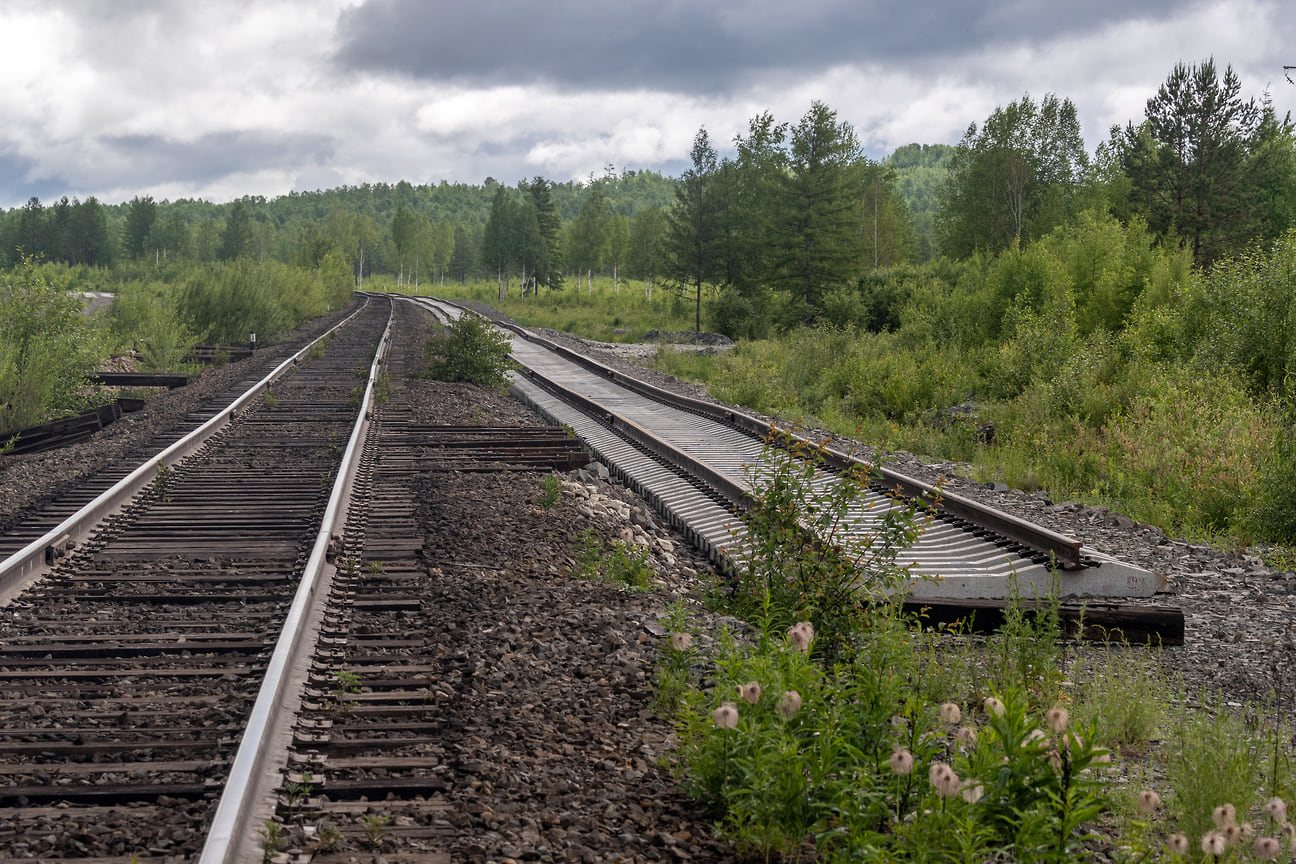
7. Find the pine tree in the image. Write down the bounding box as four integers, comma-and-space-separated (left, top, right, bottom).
770, 101, 866, 323
1118, 58, 1266, 266
664, 128, 721, 332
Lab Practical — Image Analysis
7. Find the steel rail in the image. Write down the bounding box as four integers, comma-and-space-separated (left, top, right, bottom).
198, 299, 394, 864
505, 323, 1085, 569
0, 297, 373, 602
410, 295, 1082, 567
399, 294, 1155, 599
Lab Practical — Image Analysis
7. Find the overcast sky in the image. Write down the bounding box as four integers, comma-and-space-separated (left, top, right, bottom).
1, 0, 1293, 210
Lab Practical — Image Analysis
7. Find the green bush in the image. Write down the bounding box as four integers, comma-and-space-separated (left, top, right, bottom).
421, 313, 513, 388
0, 256, 105, 433
106, 280, 196, 371
179, 258, 352, 345
730, 428, 931, 659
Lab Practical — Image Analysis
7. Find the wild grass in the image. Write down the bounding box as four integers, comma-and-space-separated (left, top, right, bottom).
657, 433, 1296, 862
369, 276, 697, 342
649, 330, 1286, 548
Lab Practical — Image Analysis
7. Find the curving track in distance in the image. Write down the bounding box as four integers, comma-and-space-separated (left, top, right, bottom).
403, 295, 1157, 604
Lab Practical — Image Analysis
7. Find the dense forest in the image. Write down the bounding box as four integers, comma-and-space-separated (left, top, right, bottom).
3, 57, 1295, 546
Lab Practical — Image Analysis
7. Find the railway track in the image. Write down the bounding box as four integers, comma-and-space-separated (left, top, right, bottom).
0, 298, 392, 862
0, 292, 1181, 861
406, 296, 1178, 641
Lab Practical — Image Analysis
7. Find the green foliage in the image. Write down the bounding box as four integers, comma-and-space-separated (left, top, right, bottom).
180, 257, 351, 344
1251, 394, 1296, 542
536, 475, 562, 510
421, 313, 513, 388
153, 460, 173, 503
663, 127, 722, 333
105, 279, 196, 370
371, 371, 392, 406
1163, 704, 1260, 845
769, 101, 869, 322
330, 669, 361, 718
886, 143, 957, 261
1070, 640, 1172, 751
732, 428, 930, 658
0, 256, 105, 433
570, 528, 655, 590
936, 93, 1088, 257
665, 622, 1114, 861
605, 540, 654, 590
646, 217, 1296, 545
1176, 232, 1296, 395
653, 600, 697, 718
574, 528, 604, 579
1115, 58, 1272, 266
259, 821, 284, 864
983, 576, 1064, 708
359, 813, 392, 850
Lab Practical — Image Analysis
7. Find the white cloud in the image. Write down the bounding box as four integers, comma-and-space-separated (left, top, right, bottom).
1, 0, 1294, 208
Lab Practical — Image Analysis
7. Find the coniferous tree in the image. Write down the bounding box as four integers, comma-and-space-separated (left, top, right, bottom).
727, 112, 787, 295
526, 177, 563, 290
770, 101, 866, 323
664, 128, 721, 331
17, 197, 46, 260
69, 197, 111, 266
481, 187, 516, 299
123, 196, 157, 259
219, 199, 254, 261
1116, 58, 1272, 266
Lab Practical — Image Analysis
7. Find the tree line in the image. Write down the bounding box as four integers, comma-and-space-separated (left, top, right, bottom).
2, 57, 1292, 335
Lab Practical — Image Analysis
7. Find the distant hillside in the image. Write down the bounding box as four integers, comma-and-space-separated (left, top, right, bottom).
885, 143, 956, 260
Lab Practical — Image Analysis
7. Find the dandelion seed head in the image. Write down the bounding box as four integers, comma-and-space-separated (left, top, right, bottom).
983, 696, 1004, 717
1254, 836, 1282, 861
960, 780, 984, 804
1046, 706, 1069, 734
712, 703, 739, 729
1213, 803, 1237, 829
955, 725, 977, 750
777, 690, 802, 719
786, 621, 814, 653
1136, 789, 1161, 815
1168, 833, 1189, 856
670, 632, 692, 652
928, 761, 960, 797
1221, 823, 1243, 846
1201, 831, 1227, 856
1266, 796, 1288, 825
738, 681, 761, 705
940, 702, 961, 725
888, 748, 914, 775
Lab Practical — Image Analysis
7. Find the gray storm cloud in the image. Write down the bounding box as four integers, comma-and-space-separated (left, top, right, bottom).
332, 0, 1189, 92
